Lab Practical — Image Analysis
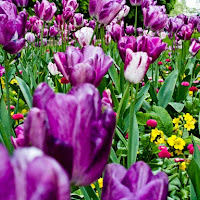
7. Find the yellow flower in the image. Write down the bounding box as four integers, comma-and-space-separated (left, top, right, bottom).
155, 137, 166, 145
21, 109, 27, 114
150, 128, 161, 142
173, 118, 180, 124
91, 178, 103, 189
175, 150, 183, 155
184, 121, 195, 131
179, 162, 186, 170
10, 79, 18, 85
167, 135, 177, 146
12, 91, 17, 95
1, 77, 5, 89
189, 91, 193, 96
183, 113, 193, 122
174, 137, 185, 150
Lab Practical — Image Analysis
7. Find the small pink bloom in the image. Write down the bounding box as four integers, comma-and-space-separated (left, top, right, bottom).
156, 89, 159, 93
6, 105, 15, 110
168, 66, 172, 71
158, 149, 171, 159
158, 79, 164, 83
165, 59, 170, 62
12, 113, 24, 120
146, 119, 157, 127
187, 144, 200, 154
193, 80, 199, 84
158, 146, 168, 151
142, 82, 145, 86
158, 61, 163, 65
174, 158, 185, 162
126, 133, 129, 139
148, 77, 152, 80
181, 81, 189, 86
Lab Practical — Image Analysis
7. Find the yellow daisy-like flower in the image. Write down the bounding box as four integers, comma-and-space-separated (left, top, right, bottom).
173, 118, 180, 124
150, 128, 161, 142
167, 135, 177, 146
175, 150, 183, 155
21, 109, 28, 114
91, 178, 103, 189
179, 162, 186, 171
184, 121, 195, 131
183, 113, 193, 122
174, 137, 185, 150
10, 79, 18, 85
155, 137, 166, 145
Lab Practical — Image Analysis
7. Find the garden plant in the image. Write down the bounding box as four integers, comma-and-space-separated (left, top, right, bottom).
0, 0, 200, 199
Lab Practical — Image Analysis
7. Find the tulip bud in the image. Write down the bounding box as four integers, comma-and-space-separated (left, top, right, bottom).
25, 32, 35, 43
126, 25, 135, 35
73, 13, 84, 28
189, 39, 200, 56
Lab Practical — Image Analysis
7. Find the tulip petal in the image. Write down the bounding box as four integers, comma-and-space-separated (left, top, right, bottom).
3, 38, 25, 54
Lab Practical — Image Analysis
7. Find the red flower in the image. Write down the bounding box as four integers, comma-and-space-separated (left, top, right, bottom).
12, 113, 24, 120
189, 86, 198, 92
158, 149, 171, 159
60, 77, 69, 84
168, 66, 172, 71
158, 61, 163, 65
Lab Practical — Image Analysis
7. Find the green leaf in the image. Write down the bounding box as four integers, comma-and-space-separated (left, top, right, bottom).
136, 112, 150, 125
115, 127, 127, 148
157, 69, 178, 108
15, 76, 33, 109
110, 147, 119, 163
147, 106, 173, 136
168, 102, 185, 113
81, 186, 99, 200
135, 82, 150, 112
108, 64, 120, 93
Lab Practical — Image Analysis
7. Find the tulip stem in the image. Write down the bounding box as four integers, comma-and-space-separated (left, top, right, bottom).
128, 83, 139, 168
134, 6, 138, 36
116, 83, 130, 124
90, 22, 98, 45
4, 52, 13, 148
100, 25, 105, 51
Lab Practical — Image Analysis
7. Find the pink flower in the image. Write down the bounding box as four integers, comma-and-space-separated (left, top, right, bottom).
126, 133, 129, 139
6, 105, 15, 110
158, 61, 163, 65
158, 146, 168, 151
158, 79, 164, 83
12, 113, 24, 120
158, 149, 171, 159
146, 119, 157, 127
168, 66, 172, 71
174, 158, 185, 162
165, 59, 170, 62
187, 144, 200, 154
181, 81, 189, 86
193, 80, 199, 84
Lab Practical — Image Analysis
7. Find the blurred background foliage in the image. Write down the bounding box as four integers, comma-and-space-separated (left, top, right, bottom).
26, 0, 177, 26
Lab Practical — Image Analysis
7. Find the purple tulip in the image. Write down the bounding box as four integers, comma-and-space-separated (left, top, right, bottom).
25, 32, 36, 43
143, 5, 167, 31
62, 0, 78, 11
118, 36, 137, 62
189, 39, 200, 56
89, 0, 125, 25
189, 15, 199, 29
62, 6, 74, 22
141, 0, 157, 8
165, 17, 184, 34
0, 2, 27, 54
88, 19, 96, 29
177, 14, 188, 24
118, 35, 167, 63
73, 13, 84, 27
101, 161, 168, 200
129, 0, 143, 6
124, 49, 151, 84
137, 27, 143, 35
0, 145, 70, 200
137, 35, 167, 63
110, 23, 124, 42
54, 45, 113, 87
12, 0, 28, 7
24, 83, 116, 186
105, 33, 111, 45
34, 0, 57, 21
11, 124, 25, 148
102, 89, 113, 108
116, 5, 130, 20
177, 23, 193, 40
74, 27, 94, 47
49, 26, 59, 37
126, 25, 135, 35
